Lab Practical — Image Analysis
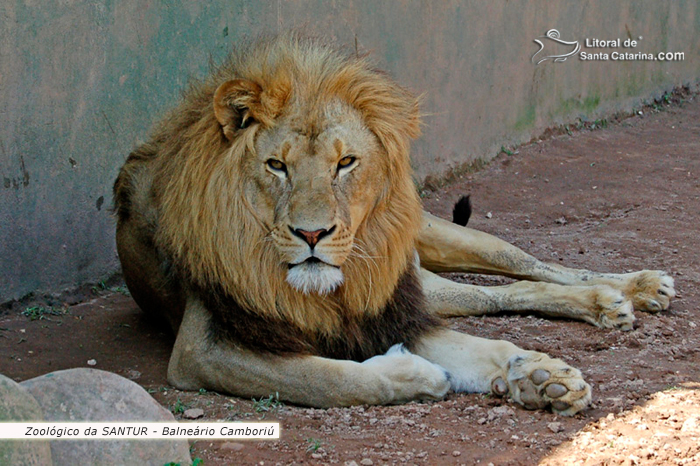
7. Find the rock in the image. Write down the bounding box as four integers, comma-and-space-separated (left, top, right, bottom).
123, 369, 142, 380
183, 408, 204, 420
221, 442, 245, 451
21, 368, 191, 466
681, 416, 699, 433
452, 450, 462, 457
547, 422, 564, 433
360, 458, 374, 465
0, 373, 53, 465
489, 406, 515, 417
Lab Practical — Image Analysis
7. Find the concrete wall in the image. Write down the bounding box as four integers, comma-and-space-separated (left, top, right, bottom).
1, 1, 699, 301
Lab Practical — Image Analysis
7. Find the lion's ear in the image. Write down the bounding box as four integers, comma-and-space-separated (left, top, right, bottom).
213, 79, 263, 140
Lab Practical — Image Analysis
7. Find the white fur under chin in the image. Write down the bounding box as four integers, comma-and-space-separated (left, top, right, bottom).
286, 262, 344, 295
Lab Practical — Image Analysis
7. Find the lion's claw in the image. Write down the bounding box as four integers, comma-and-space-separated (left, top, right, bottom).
495, 353, 592, 416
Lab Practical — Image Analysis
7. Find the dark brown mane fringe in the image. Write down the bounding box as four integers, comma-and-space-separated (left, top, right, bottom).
112, 143, 158, 223
201, 266, 441, 361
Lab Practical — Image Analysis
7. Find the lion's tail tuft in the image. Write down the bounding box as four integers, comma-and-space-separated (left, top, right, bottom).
452, 195, 472, 227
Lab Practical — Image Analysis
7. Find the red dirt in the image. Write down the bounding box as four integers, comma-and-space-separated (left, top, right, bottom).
1, 95, 699, 465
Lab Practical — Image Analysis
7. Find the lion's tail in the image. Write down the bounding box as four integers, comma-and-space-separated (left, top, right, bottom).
452, 195, 472, 227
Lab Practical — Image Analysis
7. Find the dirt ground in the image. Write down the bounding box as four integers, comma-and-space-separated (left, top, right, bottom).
2, 93, 699, 465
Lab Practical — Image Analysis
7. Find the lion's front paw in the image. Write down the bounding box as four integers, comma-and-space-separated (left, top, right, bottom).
362, 345, 450, 404
492, 353, 591, 416
624, 270, 676, 313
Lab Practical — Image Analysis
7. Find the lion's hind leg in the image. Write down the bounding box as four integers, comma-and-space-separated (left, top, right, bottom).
414, 329, 591, 416
418, 211, 676, 317
421, 268, 636, 330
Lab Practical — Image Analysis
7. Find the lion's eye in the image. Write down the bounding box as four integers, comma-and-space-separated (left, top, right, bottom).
266, 159, 287, 174
338, 156, 356, 170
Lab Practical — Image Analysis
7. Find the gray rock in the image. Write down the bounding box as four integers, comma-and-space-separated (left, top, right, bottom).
221, 442, 244, 451
547, 421, 564, 433
0, 373, 53, 465
21, 368, 191, 466
183, 408, 204, 420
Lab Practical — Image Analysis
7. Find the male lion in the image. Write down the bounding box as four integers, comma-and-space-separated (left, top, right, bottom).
114, 36, 675, 416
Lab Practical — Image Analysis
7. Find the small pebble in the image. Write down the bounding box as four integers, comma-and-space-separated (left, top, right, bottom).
547, 422, 563, 433
183, 408, 204, 419
221, 442, 244, 451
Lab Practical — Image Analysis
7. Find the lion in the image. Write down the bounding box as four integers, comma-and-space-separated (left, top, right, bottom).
113, 35, 675, 416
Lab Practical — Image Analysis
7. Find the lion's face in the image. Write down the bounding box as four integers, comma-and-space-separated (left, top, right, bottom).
247, 101, 386, 295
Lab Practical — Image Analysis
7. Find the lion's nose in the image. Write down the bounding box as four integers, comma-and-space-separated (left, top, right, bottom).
290, 226, 336, 248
